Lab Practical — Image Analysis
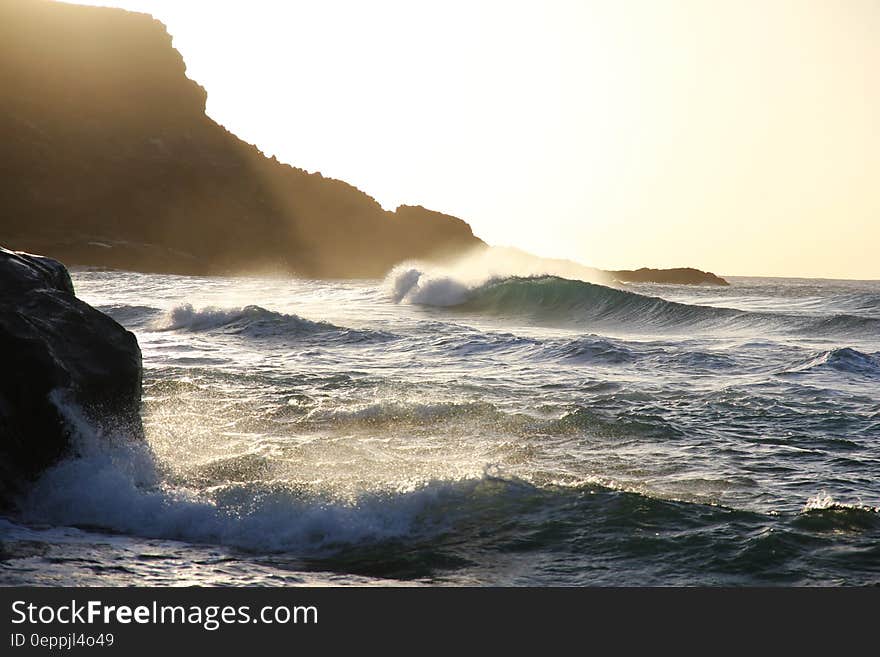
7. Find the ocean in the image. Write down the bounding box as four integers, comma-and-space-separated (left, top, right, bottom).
1, 265, 878, 586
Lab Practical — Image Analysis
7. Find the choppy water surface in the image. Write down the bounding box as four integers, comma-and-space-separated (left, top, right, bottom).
2, 267, 878, 585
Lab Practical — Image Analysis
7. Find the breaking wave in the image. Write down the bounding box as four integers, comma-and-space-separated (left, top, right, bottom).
154, 303, 394, 342
387, 268, 880, 336
779, 347, 880, 378
16, 397, 691, 559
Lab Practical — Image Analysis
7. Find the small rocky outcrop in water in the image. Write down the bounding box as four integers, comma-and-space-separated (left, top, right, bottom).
0, 247, 143, 507
609, 267, 730, 286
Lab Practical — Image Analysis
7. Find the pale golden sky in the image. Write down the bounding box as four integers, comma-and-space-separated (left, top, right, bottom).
65, 0, 879, 279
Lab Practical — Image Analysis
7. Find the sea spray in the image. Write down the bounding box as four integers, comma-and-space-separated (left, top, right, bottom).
3, 267, 878, 585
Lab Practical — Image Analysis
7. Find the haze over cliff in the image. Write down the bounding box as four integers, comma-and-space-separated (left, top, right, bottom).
1, 0, 730, 286
0, 0, 483, 277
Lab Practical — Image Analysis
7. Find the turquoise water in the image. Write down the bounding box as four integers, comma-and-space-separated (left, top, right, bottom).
2, 268, 878, 585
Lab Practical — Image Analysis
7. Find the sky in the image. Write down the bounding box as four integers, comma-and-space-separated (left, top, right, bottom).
64, 0, 879, 279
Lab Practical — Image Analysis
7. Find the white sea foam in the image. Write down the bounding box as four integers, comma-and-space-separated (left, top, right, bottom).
386, 244, 611, 306
802, 491, 879, 513
156, 304, 288, 331
154, 303, 341, 337
386, 267, 472, 306
19, 396, 478, 554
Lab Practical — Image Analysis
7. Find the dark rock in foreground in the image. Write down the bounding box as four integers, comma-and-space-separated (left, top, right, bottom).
0, 247, 142, 508
609, 267, 729, 286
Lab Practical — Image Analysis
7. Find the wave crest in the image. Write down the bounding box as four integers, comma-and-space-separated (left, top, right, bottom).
794, 492, 880, 531
387, 268, 736, 329
387, 267, 472, 306
387, 268, 880, 337
156, 303, 393, 343
779, 347, 880, 378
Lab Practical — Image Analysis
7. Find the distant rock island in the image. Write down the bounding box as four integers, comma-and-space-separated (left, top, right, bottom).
0, 0, 481, 277
1, 1, 730, 286
609, 267, 730, 286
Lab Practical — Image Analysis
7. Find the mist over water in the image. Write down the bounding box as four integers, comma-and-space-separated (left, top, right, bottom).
2, 259, 879, 585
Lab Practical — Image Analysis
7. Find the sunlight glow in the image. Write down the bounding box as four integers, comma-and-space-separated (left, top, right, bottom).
60, 0, 880, 279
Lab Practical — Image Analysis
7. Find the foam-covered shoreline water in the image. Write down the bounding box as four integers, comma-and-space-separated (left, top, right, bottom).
2, 268, 879, 586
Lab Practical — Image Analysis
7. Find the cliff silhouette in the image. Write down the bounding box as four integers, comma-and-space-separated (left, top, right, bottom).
0, 0, 483, 277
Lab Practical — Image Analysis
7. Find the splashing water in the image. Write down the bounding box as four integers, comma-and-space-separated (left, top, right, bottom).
2, 266, 879, 586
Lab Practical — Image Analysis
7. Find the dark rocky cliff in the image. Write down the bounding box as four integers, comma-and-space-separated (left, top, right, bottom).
0, 0, 483, 277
